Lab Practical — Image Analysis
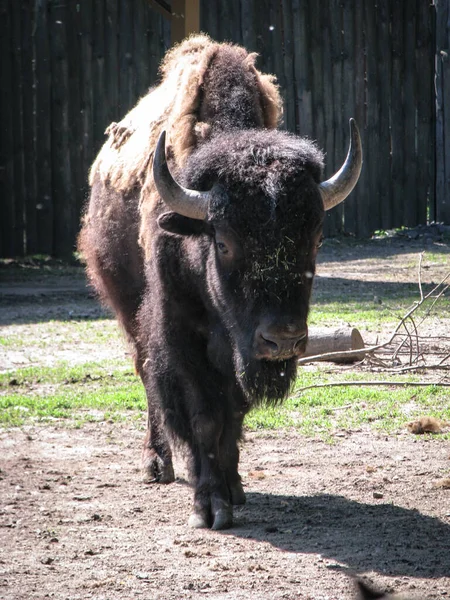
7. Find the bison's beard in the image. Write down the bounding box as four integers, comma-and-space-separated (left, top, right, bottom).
235, 353, 298, 404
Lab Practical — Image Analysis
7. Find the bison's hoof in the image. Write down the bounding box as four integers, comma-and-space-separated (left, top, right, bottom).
188, 508, 233, 530
211, 508, 233, 530
142, 454, 175, 484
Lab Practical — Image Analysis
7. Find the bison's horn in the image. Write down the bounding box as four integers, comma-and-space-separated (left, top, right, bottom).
318, 119, 363, 211
153, 131, 210, 220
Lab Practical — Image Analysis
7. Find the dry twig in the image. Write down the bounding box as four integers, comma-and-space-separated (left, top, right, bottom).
298, 256, 450, 391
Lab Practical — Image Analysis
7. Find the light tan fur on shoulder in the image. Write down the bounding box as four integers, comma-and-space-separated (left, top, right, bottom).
89, 34, 283, 258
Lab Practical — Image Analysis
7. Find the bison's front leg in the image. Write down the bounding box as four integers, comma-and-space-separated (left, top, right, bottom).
140, 370, 175, 484
188, 413, 234, 531
141, 419, 175, 484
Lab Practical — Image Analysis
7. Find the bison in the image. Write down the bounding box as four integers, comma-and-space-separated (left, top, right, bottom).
79, 34, 362, 530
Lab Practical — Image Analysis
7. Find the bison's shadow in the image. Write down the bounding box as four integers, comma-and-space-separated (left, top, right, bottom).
227, 492, 450, 578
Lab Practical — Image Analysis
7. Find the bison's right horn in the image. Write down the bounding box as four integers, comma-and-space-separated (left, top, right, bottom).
318, 119, 363, 211
153, 131, 210, 220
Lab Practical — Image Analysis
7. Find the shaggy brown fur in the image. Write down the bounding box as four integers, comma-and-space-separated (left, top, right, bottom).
79, 34, 326, 530
87, 34, 282, 258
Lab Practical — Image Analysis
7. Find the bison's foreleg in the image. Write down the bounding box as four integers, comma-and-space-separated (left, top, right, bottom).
218, 397, 247, 506
188, 412, 234, 531
141, 420, 175, 484
140, 367, 175, 484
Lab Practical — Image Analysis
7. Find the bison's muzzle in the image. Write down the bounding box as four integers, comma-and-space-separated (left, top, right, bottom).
254, 322, 308, 360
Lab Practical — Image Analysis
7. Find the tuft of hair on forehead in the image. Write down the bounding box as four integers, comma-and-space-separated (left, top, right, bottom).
181, 128, 325, 201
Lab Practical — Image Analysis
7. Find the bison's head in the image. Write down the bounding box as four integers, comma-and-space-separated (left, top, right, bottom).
153, 123, 362, 402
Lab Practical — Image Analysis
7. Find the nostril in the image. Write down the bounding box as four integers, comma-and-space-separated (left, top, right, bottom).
294, 332, 308, 351
260, 334, 279, 355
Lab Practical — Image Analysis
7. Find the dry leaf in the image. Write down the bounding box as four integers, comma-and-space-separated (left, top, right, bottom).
407, 416, 445, 434
433, 478, 450, 489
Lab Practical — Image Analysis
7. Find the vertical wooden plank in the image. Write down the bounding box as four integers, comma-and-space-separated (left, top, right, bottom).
291, 0, 313, 138
428, 1, 436, 222
160, 3, 171, 55
11, 0, 26, 255
66, 1, 85, 222
200, 0, 218, 41
361, 0, 378, 237
259, 0, 284, 123
309, 1, 325, 160
442, 3, 450, 224
241, 0, 257, 53
49, 0, 74, 258
21, 0, 38, 254
436, 0, 450, 223
281, 0, 296, 132
0, 0, 16, 256
119, 0, 134, 114
390, 0, 405, 228
415, 0, 433, 225
134, 0, 148, 98
93, 0, 106, 145
403, 1, 417, 227
353, 0, 366, 237
79, 2, 94, 185
341, 0, 356, 234
104, 0, 120, 124
218, 0, 241, 44
253, 0, 272, 73
376, 0, 392, 229
148, 4, 167, 85
34, 0, 53, 255
321, 0, 341, 235
217, 0, 230, 42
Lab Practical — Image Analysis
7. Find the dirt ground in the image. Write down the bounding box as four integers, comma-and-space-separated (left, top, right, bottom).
1, 235, 450, 600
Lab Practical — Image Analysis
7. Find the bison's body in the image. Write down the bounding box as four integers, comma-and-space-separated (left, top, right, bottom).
79, 35, 361, 529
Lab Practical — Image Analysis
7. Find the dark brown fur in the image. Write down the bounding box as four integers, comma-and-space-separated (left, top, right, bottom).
79, 35, 326, 529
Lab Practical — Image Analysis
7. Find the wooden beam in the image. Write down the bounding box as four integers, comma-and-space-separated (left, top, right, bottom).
171, 0, 200, 45
147, 0, 200, 45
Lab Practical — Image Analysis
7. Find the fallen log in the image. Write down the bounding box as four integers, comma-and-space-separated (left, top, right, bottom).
302, 327, 366, 363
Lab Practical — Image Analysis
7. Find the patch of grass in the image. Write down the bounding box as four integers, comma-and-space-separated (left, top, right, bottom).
309, 293, 450, 331
0, 376, 145, 427
244, 372, 450, 440
0, 360, 145, 426
0, 361, 132, 388
0, 319, 121, 353
2, 360, 449, 439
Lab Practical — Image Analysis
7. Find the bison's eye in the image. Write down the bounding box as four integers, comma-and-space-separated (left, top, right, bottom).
216, 241, 229, 255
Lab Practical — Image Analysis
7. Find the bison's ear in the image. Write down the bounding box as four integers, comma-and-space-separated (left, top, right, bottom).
157, 212, 212, 236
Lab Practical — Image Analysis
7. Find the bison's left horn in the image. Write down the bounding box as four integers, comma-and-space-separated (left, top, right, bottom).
153, 131, 210, 220
318, 119, 363, 211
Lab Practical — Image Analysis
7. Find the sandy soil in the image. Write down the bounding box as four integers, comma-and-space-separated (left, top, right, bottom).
1, 236, 449, 599
1, 424, 449, 600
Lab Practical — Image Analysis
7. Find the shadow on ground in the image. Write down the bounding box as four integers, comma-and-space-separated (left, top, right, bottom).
228, 491, 450, 579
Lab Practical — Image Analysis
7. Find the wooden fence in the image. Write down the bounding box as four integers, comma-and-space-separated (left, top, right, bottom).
0, 0, 444, 258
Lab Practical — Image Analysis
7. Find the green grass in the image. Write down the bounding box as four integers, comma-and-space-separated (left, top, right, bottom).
2, 360, 449, 439
310, 300, 450, 332
1, 246, 449, 438
246, 372, 450, 439
0, 363, 145, 427
0, 319, 121, 353
0, 361, 131, 387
